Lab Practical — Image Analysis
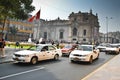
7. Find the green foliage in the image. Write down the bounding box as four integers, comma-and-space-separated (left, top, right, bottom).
0, 0, 35, 20
0, 0, 35, 38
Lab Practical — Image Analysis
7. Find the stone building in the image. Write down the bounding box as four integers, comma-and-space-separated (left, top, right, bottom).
99, 31, 120, 43
38, 10, 100, 44
0, 10, 100, 44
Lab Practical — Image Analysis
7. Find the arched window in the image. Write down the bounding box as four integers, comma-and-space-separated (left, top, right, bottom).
59, 29, 64, 39
44, 32, 47, 39
73, 27, 77, 36
83, 29, 86, 36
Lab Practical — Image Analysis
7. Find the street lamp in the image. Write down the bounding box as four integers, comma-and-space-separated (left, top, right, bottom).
106, 17, 112, 43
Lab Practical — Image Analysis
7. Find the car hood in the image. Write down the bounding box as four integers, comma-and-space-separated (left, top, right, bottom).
14, 50, 38, 55
71, 50, 92, 55
106, 47, 117, 50
62, 48, 70, 50
97, 46, 106, 48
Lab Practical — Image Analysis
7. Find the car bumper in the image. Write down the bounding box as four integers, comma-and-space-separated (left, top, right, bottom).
12, 55, 31, 63
69, 56, 89, 62
105, 50, 119, 54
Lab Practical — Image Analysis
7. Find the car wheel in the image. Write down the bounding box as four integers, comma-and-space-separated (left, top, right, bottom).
116, 52, 119, 55
89, 56, 93, 64
31, 57, 38, 65
96, 54, 99, 59
54, 54, 59, 60
70, 60, 74, 63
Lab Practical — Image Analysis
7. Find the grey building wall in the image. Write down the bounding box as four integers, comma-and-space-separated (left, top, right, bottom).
34, 10, 100, 44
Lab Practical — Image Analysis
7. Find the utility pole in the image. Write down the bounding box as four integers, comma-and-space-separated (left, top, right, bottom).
106, 17, 112, 43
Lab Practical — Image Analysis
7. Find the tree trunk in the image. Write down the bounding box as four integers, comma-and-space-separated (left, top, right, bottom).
1, 17, 7, 39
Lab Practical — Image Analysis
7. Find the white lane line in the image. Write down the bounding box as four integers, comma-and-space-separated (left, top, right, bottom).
0, 67, 45, 80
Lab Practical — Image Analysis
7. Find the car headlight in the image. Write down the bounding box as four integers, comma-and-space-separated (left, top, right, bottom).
21, 55, 29, 57
81, 55, 88, 57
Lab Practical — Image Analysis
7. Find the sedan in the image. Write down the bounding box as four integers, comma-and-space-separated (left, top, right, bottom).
105, 44, 119, 55
69, 45, 99, 63
13, 44, 62, 64
61, 44, 77, 56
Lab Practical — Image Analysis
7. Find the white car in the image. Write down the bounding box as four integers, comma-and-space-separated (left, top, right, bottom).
96, 43, 110, 52
13, 44, 62, 64
69, 45, 99, 63
105, 44, 119, 55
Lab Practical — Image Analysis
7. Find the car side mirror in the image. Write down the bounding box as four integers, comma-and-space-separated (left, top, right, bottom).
93, 50, 97, 53
41, 49, 46, 52
93, 47, 95, 50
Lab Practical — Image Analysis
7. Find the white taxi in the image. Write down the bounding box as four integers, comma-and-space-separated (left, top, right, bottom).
105, 44, 119, 55
13, 44, 62, 64
69, 45, 99, 63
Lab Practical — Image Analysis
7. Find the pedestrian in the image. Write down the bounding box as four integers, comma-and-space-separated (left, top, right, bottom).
40, 39, 46, 44
0, 38, 3, 57
51, 40, 54, 45
0, 38, 6, 57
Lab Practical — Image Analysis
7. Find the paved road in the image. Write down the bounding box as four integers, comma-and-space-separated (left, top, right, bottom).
0, 52, 115, 80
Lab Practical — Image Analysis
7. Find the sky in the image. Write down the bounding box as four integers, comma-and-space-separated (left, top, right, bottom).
31, 0, 120, 33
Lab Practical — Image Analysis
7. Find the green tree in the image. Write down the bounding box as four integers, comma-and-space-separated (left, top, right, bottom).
0, 0, 35, 38
9, 26, 18, 41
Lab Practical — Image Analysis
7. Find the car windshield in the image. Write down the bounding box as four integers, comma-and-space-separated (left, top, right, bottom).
78, 45, 93, 51
64, 45, 72, 49
27, 46, 43, 51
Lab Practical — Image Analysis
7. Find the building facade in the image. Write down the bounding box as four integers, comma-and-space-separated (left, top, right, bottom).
38, 10, 100, 44
0, 10, 100, 44
0, 19, 34, 41
99, 32, 120, 43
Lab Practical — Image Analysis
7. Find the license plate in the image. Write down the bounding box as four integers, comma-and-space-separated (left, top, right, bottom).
74, 57, 80, 61
15, 58, 19, 61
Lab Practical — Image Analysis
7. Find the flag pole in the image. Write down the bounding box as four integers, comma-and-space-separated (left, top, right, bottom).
36, 8, 41, 41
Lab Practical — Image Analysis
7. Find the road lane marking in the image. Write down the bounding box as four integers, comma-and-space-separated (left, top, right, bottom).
0, 67, 45, 80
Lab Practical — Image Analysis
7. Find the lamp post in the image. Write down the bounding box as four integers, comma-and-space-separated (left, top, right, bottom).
106, 17, 112, 43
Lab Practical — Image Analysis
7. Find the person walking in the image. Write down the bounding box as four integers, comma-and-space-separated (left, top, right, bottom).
0, 38, 3, 57
0, 39, 6, 58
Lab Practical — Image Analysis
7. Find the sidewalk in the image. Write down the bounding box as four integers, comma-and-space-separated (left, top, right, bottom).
82, 54, 120, 80
0, 47, 21, 64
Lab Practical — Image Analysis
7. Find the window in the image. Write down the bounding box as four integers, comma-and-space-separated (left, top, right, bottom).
83, 38, 86, 41
41, 46, 48, 51
49, 46, 56, 51
59, 31, 63, 39
44, 32, 47, 39
83, 29, 86, 36
73, 27, 77, 36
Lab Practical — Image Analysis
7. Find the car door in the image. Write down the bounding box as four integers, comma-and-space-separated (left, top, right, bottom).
45, 46, 57, 59
38, 46, 48, 60
93, 48, 99, 59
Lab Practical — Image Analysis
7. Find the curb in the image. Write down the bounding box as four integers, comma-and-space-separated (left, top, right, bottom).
0, 60, 14, 64
81, 54, 119, 80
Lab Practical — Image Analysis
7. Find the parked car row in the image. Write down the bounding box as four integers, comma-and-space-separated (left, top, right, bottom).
96, 43, 120, 55
12, 43, 119, 65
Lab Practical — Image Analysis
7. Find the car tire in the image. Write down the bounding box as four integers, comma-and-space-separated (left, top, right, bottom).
96, 54, 99, 59
89, 56, 93, 64
116, 52, 119, 55
54, 54, 59, 60
70, 60, 74, 63
31, 57, 38, 65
